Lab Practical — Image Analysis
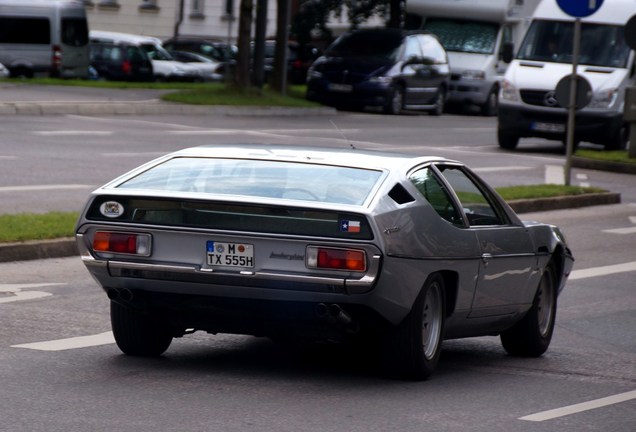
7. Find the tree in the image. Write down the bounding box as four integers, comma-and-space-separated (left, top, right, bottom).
234, 0, 253, 88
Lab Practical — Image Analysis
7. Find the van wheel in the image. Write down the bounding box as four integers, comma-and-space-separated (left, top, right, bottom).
10, 67, 33, 79
480, 89, 498, 116
498, 129, 519, 150
385, 85, 404, 115
605, 123, 629, 151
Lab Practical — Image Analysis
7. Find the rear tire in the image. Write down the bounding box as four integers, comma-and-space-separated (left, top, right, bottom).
384, 274, 446, 380
501, 263, 557, 357
111, 301, 173, 357
385, 85, 404, 115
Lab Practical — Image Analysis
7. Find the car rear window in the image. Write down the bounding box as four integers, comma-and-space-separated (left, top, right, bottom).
115, 157, 383, 206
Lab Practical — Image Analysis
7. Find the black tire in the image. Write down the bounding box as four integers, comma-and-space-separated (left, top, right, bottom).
605, 123, 629, 151
110, 301, 173, 357
501, 263, 557, 357
498, 129, 519, 150
385, 85, 404, 115
385, 274, 446, 380
480, 89, 499, 117
429, 87, 446, 116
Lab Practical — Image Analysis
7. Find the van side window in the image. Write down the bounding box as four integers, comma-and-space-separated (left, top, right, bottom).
62, 18, 89, 47
0, 17, 50, 44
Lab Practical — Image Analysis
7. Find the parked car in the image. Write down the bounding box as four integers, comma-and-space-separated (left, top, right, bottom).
307, 28, 450, 115
75, 145, 573, 380
0, 62, 8, 78
251, 40, 322, 84
162, 37, 237, 63
168, 50, 225, 82
90, 31, 200, 82
89, 40, 154, 82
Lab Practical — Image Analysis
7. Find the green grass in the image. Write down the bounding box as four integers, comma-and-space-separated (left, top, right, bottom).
0, 185, 607, 243
575, 149, 636, 164
496, 184, 605, 201
0, 212, 79, 243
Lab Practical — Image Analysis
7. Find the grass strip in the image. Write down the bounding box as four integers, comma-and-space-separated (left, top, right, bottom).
575, 149, 636, 165
0, 212, 78, 243
496, 184, 605, 201
0, 185, 607, 243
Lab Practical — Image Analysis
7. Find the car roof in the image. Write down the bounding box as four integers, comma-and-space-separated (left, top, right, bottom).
90, 30, 159, 45
169, 145, 457, 172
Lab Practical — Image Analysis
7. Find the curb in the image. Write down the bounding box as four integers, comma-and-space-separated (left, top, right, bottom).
571, 156, 636, 175
0, 192, 620, 263
0, 101, 338, 117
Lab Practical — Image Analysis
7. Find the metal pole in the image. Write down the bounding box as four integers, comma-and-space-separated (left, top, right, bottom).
564, 18, 581, 186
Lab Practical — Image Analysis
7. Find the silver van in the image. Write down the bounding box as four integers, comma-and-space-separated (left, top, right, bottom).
0, 0, 89, 78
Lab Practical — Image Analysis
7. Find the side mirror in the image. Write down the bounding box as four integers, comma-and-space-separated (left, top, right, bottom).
502, 42, 514, 63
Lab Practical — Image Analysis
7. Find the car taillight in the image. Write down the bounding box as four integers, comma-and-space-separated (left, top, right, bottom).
306, 246, 366, 271
51, 45, 62, 73
93, 231, 151, 256
122, 60, 132, 75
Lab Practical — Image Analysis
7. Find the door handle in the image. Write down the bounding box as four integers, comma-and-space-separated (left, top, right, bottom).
481, 253, 492, 265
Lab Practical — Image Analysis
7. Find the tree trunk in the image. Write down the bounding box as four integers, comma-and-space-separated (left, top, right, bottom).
271, 0, 290, 94
234, 0, 253, 88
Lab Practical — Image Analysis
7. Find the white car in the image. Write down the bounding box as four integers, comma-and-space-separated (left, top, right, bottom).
0, 62, 9, 78
89, 31, 199, 82
168, 50, 225, 82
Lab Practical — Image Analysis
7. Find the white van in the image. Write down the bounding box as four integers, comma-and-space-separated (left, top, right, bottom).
0, 0, 89, 78
408, 0, 540, 116
89, 30, 200, 82
497, 0, 635, 150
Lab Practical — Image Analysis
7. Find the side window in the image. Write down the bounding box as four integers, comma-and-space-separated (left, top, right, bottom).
437, 166, 503, 226
404, 36, 422, 60
419, 35, 446, 64
409, 167, 463, 226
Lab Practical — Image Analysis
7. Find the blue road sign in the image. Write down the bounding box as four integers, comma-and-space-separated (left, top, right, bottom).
556, 0, 604, 17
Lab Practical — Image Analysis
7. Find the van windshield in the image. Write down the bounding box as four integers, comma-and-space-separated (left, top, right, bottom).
518, 20, 630, 68
325, 31, 402, 60
424, 19, 498, 55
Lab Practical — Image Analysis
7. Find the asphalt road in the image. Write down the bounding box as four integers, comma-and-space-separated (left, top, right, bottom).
0, 85, 634, 431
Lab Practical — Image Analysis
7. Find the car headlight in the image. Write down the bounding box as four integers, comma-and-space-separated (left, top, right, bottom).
501, 79, 519, 102
587, 88, 619, 109
368, 75, 392, 84
461, 69, 486, 80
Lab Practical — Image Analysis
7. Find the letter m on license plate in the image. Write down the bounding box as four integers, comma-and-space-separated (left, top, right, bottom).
206, 241, 254, 268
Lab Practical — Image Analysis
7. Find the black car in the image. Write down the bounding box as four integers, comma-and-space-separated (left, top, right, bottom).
89, 41, 154, 82
306, 28, 450, 115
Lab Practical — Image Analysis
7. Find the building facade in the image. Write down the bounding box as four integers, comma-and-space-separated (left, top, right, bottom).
85, 0, 278, 41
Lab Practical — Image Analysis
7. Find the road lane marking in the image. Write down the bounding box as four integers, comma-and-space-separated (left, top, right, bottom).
0, 283, 64, 304
603, 227, 636, 234
519, 390, 636, 421
0, 184, 92, 192
0, 156, 17, 160
472, 166, 534, 173
11, 331, 115, 351
569, 261, 636, 280
545, 165, 564, 185
32, 131, 113, 136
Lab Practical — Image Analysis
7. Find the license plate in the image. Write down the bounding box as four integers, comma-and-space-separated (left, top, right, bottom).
532, 122, 565, 133
206, 241, 254, 268
329, 83, 353, 92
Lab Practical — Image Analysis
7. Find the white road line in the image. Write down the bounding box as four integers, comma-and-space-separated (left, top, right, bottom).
569, 261, 636, 280
0, 283, 64, 304
11, 331, 115, 351
519, 390, 636, 422
545, 165, 564, 185
0, 156, 17, 160
603, 227, 636, 235
32, 131, 113, 136
472, 166, 534, 173
0, 184, 93, 192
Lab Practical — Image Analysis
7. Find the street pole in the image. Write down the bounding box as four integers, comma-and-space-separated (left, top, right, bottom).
564, 18, 581, 186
